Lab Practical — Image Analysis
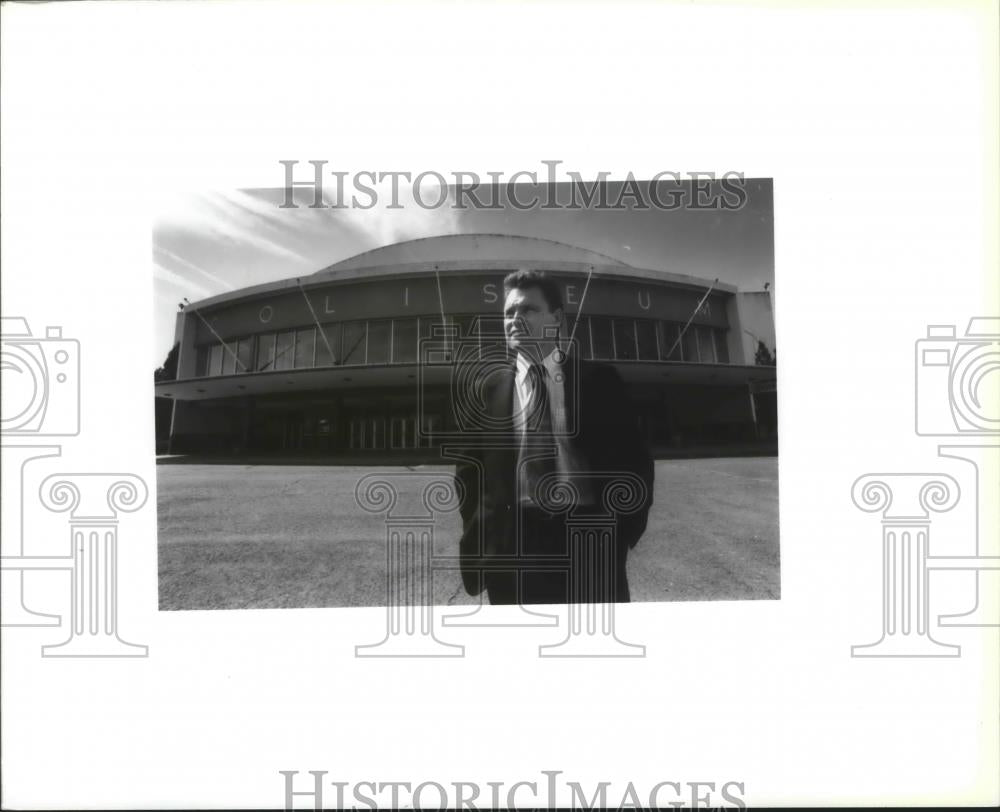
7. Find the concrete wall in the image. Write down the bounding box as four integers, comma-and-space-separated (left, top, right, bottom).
734, 290, 775, 365
174, 310, 199, 380
184, 273, 732, 346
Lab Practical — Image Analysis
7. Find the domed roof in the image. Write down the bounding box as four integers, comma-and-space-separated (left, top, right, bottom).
314, 233, 633, 274
186, 231, 734, 312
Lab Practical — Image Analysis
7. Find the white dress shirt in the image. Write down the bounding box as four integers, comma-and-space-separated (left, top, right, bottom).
513, 348, 560, 436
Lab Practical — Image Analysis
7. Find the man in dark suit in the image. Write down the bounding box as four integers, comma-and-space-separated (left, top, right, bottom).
452, 270, 654, 605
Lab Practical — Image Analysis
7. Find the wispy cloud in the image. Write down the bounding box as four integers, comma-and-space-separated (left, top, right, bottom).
154, 189, 314, 264
152, 261, 214, 299
331, 178, 463, 247
150, 182, 467, 363
154, 245, 234, 292
154, 183, 465, 278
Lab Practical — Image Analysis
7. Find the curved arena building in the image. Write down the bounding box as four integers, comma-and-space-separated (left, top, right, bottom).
154, 234, 777, 458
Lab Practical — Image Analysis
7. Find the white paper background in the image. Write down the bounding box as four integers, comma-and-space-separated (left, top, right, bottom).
1, 1, 997, 808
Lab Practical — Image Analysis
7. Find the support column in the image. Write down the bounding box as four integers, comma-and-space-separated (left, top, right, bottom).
851, 473, 960, 657
438, 448, 559, 627
354, 473, 463, 657
38, 473, 149, 657
936, 444, 1000, 627
539, 473, 647, 658
0, 443, 62, 626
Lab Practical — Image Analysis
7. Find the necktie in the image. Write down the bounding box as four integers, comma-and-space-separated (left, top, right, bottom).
519, 363, 556, 506
525, 363, 550, 432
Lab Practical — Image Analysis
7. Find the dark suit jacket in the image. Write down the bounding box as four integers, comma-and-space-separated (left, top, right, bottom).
451, 356, 654, 599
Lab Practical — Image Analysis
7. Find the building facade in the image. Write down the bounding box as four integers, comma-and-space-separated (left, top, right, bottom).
154, 234, 777, 458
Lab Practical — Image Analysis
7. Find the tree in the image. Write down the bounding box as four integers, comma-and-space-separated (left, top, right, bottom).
754, 340, 776, 367
154, 343, 180, 382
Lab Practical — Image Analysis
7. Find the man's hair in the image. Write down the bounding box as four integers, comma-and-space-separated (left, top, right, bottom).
502, 269, 563, 314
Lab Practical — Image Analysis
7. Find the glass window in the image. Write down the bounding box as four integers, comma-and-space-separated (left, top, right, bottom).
681, 326, 699, 363
349, 419, 364, 450
294, 328, 315, 368
420, 413, 442, 448
196, 346, 210, 377
274, 331, 295, 371
714, 329, 730, 364
367, 320, 391, 365
475, 314, 504, 343
315, 323, 342, 367
591, 317, 614, 360
636, 320, 658, 361
419, 316, 454, 362
342, 321, 367, 365
454, 315, 479, 362
237, 338, 253, 373
255, 333, 276, 371
370, 417, 384, 449
613, 319, 637, 361
402, 416, 417, 448
659, 322, 682, 361
208, 344, 223, 376
476, 315, 507, 359
697, 325, 716, 364
420, 315, 453, 340
221, 342, 236, 375
566, 315, 591, 360
392, 318, 418, 364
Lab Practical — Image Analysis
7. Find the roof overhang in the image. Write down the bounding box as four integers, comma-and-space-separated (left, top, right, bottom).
183, 261, 736, 314
154, 361, 776, 402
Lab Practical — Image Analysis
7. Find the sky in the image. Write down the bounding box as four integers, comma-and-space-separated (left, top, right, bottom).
152, 178, 773, 367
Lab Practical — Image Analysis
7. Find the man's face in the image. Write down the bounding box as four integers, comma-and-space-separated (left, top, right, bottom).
503, 285, 562, 355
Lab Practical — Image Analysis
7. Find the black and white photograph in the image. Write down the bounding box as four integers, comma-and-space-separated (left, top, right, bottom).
2, 1, 996, 809
153, 177, 778, 611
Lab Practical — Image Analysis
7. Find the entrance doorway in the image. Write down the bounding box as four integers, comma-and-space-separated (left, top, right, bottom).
347, 411, 429, 451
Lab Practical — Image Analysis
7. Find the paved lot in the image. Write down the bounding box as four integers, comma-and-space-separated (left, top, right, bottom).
157, 458, 779, 610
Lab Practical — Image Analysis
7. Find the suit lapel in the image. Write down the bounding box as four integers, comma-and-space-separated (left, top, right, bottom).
561, 353, 580, 436
487, 359, 516, 433
483, 360, 517, 511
